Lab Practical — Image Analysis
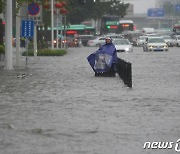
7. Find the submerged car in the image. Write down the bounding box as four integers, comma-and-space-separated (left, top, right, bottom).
161, 35, 176, 47
175, 35, 180, 47
136, 35, 148, 46
113, 39, 133, 52
143, 37, 168, 52
87, 36, 106, 47
78, 35, 96, 46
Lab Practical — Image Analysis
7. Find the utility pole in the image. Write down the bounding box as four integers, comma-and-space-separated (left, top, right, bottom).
33, 0, 37, 56
51, 0, 54, 50
16, 1, 20, 68
5, 0, 13, 70
56, 9, 59, 48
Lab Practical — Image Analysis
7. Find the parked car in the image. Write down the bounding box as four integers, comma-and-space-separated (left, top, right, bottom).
113, 39, 133, 52
87, 36, 106, 47
143, 36, 168, 52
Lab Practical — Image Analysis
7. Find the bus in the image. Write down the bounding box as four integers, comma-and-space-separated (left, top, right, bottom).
100, 16, 134, 34
173, 23, 180, 35
119, 20, 134, 32
41, 24, 95, 47
100, 15, 119, 35
65, 24, 95, 36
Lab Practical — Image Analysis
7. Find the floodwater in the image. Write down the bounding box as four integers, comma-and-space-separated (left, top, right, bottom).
0, 47, 180, 154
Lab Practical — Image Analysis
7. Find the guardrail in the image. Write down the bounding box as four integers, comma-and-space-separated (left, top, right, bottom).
116, 57, 132, 87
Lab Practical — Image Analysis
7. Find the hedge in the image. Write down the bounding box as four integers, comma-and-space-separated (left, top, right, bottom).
22, 49, 67, 56
0, 45, 5, 54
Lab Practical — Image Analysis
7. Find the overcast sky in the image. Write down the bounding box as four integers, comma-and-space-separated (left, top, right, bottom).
129, 0, 156, 14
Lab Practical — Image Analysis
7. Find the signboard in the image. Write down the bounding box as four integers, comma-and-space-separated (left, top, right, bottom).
21, 20, 34, 38
28, 16, 42, 25
175, 4, 180, 12
28, 2, 40, 16
28, 3, 42, 25
147, 8, 165, 17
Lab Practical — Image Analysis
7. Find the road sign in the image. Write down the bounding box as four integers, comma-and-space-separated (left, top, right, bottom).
28, 2, 40, 16
175, 4, 180, 12
147, 8, 165, 17
21, 20, 34, 38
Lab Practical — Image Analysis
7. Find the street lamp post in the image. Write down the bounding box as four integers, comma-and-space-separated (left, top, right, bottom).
55, 2, 63, 49
51, 0, 54, 50
56, 9, 59, 48
5, 0, 13, 70
16, 2, 20, 68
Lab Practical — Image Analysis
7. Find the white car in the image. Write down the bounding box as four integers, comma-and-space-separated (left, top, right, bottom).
136, 35, 148, 46
143, 37, 168, 52
161, 35, 176, 47
87, 36, 106, 47
175, 35, 180, 47
113, 39, 133, 52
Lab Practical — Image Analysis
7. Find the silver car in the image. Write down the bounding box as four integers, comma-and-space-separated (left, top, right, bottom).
113, 39, 133, 52
143, 37, 168, 52
87, 36, 106, 47
136, 35, 148, 47
175, 35, 180, 47
161, 35, 176, 47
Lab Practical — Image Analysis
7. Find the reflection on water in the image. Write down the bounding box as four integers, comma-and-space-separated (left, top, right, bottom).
0, 47, 180, 154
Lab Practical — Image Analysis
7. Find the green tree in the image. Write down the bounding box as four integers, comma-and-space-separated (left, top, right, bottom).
0, 0, 5, 14
4, 0, 129, 26
107, 0, 129, 18
66, 0, 87, 24
90, 0, 109, 21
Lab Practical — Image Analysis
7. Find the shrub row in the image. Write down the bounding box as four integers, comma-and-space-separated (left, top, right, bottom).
0, 45, 5, 54
22, 49, 67, 56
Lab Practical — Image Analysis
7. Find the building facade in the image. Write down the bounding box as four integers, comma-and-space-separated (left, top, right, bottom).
155, 0, 180, 7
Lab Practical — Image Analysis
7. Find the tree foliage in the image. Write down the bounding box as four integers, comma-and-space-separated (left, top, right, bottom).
0, 0, 5, 14
66, 0, 129, 24
1, 0, 129, 25
108, 0, 129, 18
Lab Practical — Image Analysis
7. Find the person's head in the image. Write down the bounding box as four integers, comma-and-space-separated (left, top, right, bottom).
105, 36, 112, 44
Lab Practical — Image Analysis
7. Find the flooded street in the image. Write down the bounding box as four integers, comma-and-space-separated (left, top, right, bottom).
0, 46, 180, 154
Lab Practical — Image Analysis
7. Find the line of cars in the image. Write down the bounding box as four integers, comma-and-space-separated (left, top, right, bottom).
80, 33, 180, 53
85, 34, 133, 52
136, 34, 180, 52
137, 34, 180, 48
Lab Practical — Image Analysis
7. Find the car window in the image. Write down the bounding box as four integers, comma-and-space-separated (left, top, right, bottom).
140, 36, 147, 40
114, 39, 130, 45
162, 36, 171, 39
148, 38, 165, 43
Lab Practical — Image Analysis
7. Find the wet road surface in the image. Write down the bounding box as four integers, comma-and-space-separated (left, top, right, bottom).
0, 47, 180, 154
